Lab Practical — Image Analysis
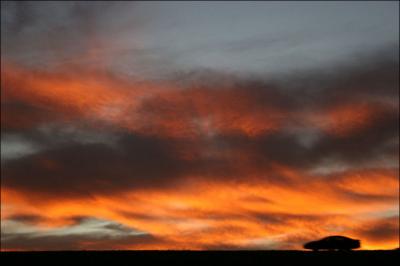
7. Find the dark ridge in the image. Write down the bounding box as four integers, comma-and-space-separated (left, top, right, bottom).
2, 250, 399, 266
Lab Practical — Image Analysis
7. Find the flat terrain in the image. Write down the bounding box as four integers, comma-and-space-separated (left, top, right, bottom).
2, 250, 398, 265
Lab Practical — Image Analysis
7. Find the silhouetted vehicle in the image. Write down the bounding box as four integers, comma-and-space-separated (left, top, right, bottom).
304, 236, 360, 251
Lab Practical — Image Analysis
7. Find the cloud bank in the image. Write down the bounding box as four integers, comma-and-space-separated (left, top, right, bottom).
1, 1, 398, 250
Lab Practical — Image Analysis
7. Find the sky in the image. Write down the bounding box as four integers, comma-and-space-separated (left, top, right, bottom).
1, 1, 399, 250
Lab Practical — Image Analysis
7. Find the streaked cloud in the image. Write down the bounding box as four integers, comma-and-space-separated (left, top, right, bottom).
1, 1, 398, 250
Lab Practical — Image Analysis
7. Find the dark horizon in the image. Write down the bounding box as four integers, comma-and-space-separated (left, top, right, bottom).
3, 250, 399, 266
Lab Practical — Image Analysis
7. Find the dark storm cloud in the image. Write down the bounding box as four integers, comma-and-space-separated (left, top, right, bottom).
2, 134, 185, 197
1, 131, 293, 197
0, 127, 306, 197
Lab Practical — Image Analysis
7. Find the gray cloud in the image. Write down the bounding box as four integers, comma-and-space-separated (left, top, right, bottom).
2, 1, 398, 77
1, 216, 155, 250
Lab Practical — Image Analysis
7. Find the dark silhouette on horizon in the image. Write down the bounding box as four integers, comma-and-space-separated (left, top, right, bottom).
304, 236, 361, 251
3, 250, 399, 266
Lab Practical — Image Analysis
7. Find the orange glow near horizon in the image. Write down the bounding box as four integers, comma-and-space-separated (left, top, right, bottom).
1, 167, 398, 250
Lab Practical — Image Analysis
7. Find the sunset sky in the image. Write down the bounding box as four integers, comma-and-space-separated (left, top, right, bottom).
1, 1, 399, 250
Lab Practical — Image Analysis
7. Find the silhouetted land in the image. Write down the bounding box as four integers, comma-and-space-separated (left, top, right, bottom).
2, 250, 399, 266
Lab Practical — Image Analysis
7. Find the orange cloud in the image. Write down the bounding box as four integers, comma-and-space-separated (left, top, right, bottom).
1, 62, 149, 130
1, 61, 398, 251
349, 216, 399, 250
2, 167, 398, 250
1, 62, 287, 139
305, 102, 394, 137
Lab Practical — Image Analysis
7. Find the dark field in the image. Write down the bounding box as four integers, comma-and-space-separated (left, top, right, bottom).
2, 250, 399, 266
